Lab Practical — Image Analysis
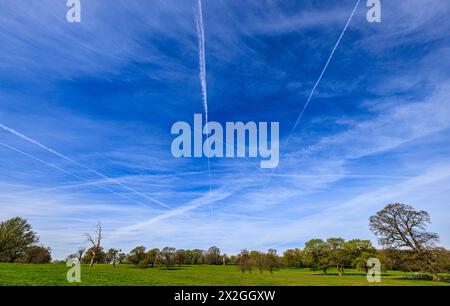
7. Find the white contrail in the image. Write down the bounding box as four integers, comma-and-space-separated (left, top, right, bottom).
0, 141, 149, 208
195, 0, 214, 217
196, 0, 208, 123
0, 123, 172, 209
16, 179, 118, 194
106, 189, 232, 242
283, 0, 361, 151
263, 0, 361, 189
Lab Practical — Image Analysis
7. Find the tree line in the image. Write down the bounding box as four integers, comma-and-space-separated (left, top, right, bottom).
1, 203, 449, 281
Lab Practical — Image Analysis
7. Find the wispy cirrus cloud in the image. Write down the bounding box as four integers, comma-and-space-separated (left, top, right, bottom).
0, 0, 449, 259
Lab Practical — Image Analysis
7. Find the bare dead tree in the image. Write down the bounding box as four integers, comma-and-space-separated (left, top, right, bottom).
85, 222, 103, 268
370, 203, 441, 281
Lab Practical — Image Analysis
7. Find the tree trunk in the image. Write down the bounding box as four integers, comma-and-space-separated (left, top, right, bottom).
89, 250, 96, 268
419, 253, 441, 282
425, 260, 441, 282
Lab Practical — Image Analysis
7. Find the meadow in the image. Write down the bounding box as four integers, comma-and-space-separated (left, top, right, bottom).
0, 264, 449, 286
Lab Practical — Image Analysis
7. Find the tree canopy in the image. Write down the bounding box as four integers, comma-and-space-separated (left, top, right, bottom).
0, 217, 39, 263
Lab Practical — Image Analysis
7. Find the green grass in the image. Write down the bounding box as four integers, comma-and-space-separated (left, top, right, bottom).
0, 264, 448, 286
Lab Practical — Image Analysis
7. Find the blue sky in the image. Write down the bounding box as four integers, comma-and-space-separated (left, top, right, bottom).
0, 0, 449, 259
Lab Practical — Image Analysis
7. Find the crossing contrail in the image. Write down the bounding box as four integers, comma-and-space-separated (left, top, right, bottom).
283, 0, 361, 151
263, 0, 361, 189
0, 141, 150, 208
195, 0, 214, 217
0, 123, 172, 210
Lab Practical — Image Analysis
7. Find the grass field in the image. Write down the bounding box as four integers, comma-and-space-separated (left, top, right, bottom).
0, 264, 449, 286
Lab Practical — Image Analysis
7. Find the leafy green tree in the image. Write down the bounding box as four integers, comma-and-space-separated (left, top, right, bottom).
137, 258, 150, 269
250, 251, 265, 273
133, 248, 161, 270
0, 217, 39, 262
145, 248, 160, 267
206, 246, 221, 265
326, 238, 347, 276
191, 249, 204, 264
117, 252, 127, 264
344, 239, 377, 272
283, 248, 303, 268
229, 255, 238, 265
82, 246, 106, 264
184, 250, 194, 264
106, 248, 121, 267
237, 249, 253, 273
265, 249, 279, 274
17, 245, 52, 264
174, 249, 186, 267
159, 247, 176, 270
303, 239, 330, 274
379, 248, 420, 272
128, 246, 146, 266
430, 248, 450, 273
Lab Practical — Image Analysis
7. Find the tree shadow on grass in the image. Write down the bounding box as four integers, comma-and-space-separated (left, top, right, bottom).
394, 274, 450, 283
309, 272, 392, 277
129, 266, 183, 271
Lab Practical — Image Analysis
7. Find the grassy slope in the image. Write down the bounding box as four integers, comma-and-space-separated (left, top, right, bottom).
0, 264, 449, 286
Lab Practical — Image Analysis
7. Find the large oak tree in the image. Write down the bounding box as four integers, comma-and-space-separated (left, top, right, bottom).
370, 203, 441, 280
